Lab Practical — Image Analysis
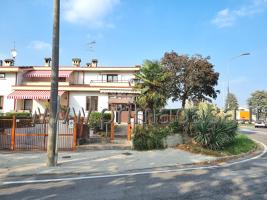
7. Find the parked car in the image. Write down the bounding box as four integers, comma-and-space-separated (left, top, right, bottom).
255, 120, 267, 128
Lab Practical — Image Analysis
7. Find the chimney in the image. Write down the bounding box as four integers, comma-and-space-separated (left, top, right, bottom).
44, 57, 51, 67
3, 59, 14, 66
86, 62, 91, 67
0, 60, 2, 66
91, 59, 98, 68
72, 58, 81, 67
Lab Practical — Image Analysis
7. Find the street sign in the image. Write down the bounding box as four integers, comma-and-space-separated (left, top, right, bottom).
68, 120, 74, 129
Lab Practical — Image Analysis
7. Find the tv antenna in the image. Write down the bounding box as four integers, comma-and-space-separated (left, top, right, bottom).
87, 40, 96, 52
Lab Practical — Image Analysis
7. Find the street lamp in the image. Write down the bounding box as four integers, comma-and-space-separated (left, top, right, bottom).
227, 52, 250, 96
225, 52, 250, 110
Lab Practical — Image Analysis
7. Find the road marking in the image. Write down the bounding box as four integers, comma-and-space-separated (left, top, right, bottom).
2, 140, 267, 186
240, 128, 266, 134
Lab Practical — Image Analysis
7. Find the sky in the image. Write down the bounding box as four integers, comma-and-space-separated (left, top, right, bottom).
0, 0, 266, 108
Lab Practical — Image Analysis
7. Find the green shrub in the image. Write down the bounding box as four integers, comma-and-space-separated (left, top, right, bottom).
88, 112, 111, 131
167, 121, 182, 134
0, 112, 31, 119
193, 105, 238, 150
132, 125, 169, 150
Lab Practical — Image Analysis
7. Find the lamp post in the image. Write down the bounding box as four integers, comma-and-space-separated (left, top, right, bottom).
225, 52, 250, 110
227, 52, 250, 96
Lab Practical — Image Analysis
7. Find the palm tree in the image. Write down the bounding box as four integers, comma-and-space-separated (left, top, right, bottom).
135, 60, 171, 110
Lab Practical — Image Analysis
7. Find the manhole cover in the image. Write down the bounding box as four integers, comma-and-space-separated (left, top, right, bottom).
122, 152, 132, 156
62, 156, 71, 159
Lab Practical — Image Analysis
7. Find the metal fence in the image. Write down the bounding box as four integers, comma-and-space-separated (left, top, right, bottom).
0, 116, 81, 151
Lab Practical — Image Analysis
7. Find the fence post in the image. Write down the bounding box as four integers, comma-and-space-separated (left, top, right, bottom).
127, 124, 132, 141
11, 115, 16, 150
110, 122, 115, 140
80, 117, 84, 138
73, 118, 77, 150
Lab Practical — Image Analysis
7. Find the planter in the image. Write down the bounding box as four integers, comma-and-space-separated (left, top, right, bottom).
163, 134, 183, 148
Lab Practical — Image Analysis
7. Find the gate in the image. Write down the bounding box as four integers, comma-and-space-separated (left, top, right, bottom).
0, 116, 80, 151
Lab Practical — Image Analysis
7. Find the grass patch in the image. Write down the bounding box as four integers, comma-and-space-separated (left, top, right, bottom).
176, 143, 224, 157
221, 134, 257, 155
177, 134, 257, 156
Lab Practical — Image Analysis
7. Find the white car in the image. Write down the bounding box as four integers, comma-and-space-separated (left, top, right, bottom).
255, 120, 267, 128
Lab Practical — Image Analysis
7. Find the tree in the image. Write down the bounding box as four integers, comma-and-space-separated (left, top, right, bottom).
247, 90, 267, 119
161, 51, 219, 108
225, 92, 239, 110
135, 60, 171, 110
47, 0, 60, 167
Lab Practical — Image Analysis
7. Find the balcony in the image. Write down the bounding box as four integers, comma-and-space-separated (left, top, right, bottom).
22, 82, 70, 86
89, 80, 132, 87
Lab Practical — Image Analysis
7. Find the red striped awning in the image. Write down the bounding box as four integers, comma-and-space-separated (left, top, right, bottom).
24, 70, 73, 78
7, 90, 65, 99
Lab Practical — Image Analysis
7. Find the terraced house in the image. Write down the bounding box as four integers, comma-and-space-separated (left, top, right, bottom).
0, 58, 140, 119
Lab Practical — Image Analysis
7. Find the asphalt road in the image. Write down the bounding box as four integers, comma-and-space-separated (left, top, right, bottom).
0, 127, 267, 200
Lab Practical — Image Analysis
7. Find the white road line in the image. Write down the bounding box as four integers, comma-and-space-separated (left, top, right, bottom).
2, 140, 267, 186
240, 128, 266, 134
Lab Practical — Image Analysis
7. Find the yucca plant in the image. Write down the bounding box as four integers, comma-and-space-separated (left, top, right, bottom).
194, 106, 238, 150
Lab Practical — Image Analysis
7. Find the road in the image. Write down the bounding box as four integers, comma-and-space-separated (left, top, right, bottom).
0, 127, 267, 200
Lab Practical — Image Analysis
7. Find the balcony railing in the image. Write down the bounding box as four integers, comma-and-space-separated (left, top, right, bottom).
90, 80, 129, 83
90, 80, 132, 86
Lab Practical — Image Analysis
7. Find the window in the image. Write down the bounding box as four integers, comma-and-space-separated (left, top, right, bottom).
0, 73, 5, 79
86, 96, 98, 111
24, 99, 33, 111
107, 74, 118, 82
59, 77, 66, 82
0, 96, 3, 110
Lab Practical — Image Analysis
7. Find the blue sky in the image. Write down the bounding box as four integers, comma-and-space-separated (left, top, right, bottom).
0, 0, 267, 108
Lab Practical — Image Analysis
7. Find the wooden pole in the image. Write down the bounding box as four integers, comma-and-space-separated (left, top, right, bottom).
11, 115, 16, 150
73, 118, 77, 150
127, 124, 132, 141
110, 122, 115, 140
80, 117, 84, 138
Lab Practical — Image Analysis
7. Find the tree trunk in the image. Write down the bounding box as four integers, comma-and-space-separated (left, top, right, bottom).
47, 0, 60, 167
182, 99, 186, 109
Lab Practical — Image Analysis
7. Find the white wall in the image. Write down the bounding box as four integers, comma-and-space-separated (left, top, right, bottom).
98, 95, 109, 111
84, 72, 99, 84
0, 72, 16, 112
69, 91, 109, 115
120, 74, 135, 81
32, 100, 47, 114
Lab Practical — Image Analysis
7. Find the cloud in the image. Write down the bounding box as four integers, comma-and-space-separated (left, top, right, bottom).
28, 40, 51, 50
62, 0, 120, 28
212, 0, 267, 28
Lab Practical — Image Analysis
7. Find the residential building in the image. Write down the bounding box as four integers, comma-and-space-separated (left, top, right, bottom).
0, 58, 140, 118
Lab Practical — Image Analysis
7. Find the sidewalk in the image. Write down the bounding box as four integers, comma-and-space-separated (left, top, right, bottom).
0, 148, 217, 178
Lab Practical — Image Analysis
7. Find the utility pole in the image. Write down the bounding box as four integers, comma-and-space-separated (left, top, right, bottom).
47, 0, 60, 167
